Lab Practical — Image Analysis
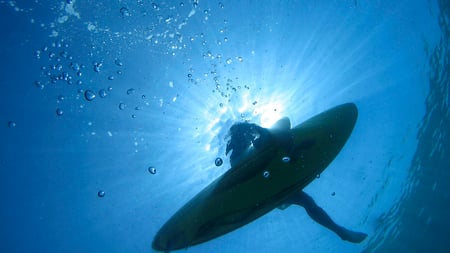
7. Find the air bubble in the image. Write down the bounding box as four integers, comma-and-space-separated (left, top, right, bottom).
237, 56, 243, 62
84, 90, 96, 101
57, 95, 65, 102
93, 62, 102, 72
282, 156, 290, 163
60, 51, 69, 58
69, 62, 79, 71
34, 50, 41, 59
114, 58, 123, 66
56, 108, 64, 116
263, 171, 270, 178
8, 121, 16, 128
215, 157, 223, 166
127, 88, 135, 95
98, 89, 107, 98
97, 190, 105, 198
120, 7, 130, 17
148, 166, 157, 174
316, 174, 320, 179
118, 103, 126, 110
226, 58, 232, 64
35, 81, 44, 89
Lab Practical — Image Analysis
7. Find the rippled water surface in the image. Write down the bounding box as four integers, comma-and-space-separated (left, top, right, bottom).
0, 1, 448, 253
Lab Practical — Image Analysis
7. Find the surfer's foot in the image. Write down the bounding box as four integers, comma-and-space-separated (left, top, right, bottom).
337, 227, 367, 243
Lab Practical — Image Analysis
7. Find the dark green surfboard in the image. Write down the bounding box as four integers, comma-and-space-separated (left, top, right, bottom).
152, 103, 358, 252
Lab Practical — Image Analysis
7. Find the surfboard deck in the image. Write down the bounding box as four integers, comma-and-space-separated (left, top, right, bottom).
152, 103, 358, 252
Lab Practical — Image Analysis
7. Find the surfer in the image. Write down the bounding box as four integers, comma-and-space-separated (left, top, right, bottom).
225, 119, 367, 243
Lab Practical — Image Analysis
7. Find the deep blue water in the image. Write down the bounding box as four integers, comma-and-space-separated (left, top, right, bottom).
1, 0, 448, 252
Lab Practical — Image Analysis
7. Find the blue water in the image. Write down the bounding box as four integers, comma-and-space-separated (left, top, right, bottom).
1, 0, 448, 252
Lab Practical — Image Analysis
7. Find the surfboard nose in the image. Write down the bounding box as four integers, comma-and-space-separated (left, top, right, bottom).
335, 102, 358, 130
342, 102, 358, 123
151, 232, 175, 252
151, 231, 176, 252
293, 102, 358, 134
151, 233, 165, 251
152, 224, 190, 252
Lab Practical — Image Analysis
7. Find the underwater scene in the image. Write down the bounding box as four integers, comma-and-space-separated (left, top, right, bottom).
0, 0, 449, 252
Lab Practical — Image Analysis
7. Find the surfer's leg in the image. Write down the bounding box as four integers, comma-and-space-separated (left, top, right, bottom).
285, 191, 367, 243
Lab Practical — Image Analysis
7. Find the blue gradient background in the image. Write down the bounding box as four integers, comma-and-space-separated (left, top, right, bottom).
1, 1, 448, 252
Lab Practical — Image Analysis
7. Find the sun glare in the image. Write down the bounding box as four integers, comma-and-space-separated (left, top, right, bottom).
258, 102, 284, 128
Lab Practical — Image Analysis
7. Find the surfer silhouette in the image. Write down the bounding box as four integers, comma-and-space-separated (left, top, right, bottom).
225, 119, 367, 243
152, 103, 365, 252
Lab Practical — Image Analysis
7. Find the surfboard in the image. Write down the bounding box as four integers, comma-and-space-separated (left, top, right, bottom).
152, 103, 358, 252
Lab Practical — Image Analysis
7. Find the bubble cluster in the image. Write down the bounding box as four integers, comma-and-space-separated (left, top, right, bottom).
93, 62, 102, 73
32, 2, 245, 123
34, 38, 124, 115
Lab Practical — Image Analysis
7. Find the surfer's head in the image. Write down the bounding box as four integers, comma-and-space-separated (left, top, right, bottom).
225, 122, 271, 166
